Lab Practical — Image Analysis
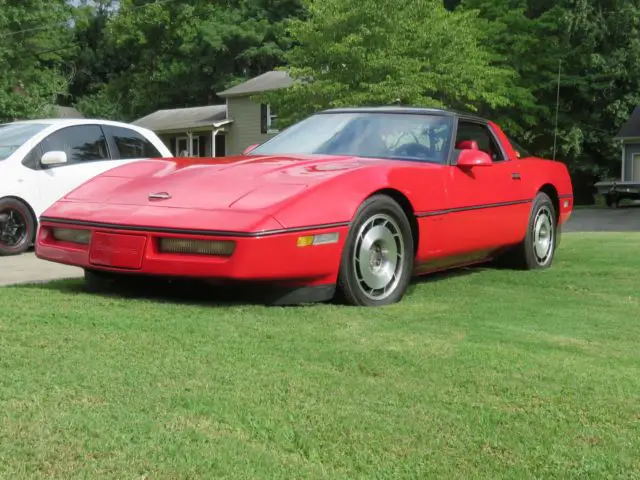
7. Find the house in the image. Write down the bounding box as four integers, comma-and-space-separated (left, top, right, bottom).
132, 104, 231, 157
132, 70, 293, 157
614, 106, 640, 182
217, 70, 293, 155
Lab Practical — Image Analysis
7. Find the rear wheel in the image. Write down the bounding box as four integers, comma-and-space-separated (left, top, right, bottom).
605, 193, 619, 208
0, 198, 35, 256
500, 192, 557, 270
336, 194, 414, 306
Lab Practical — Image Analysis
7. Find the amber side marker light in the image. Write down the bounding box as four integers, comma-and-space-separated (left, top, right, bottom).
297, 232, 340, 247
51, 228, 91, 244
158, 238, 236, 256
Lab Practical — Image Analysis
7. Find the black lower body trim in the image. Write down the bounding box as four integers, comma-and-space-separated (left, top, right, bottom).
82, 269, 336, 306
415, 198, 532, 218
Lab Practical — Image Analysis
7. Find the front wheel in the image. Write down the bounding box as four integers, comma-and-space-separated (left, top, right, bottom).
336, 194, 414, 306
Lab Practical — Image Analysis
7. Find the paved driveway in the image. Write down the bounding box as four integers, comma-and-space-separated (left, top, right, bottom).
0, 252, 81, 287
0, 206, 637, 287
563, 205, 640, 233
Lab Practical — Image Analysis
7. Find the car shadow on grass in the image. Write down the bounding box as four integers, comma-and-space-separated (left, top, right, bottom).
16, 264, 488, 308
16, 277, 330, 308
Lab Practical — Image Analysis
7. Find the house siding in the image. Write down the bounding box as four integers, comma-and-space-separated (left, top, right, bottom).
623, 141, 640, 181
226, 96, 278, 155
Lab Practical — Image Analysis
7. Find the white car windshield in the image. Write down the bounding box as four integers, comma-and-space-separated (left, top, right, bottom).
0, 123, 49, 160
249, 112, 455, 164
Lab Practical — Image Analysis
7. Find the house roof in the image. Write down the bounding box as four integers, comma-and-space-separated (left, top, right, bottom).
615, 106, 640, 139
217, 70, 293, 98
132, 105, 229, 132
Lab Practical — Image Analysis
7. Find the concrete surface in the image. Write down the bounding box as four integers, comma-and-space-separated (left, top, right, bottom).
0, 206, 637, 288
0, 252, 82, 287
563, 205, 640, 233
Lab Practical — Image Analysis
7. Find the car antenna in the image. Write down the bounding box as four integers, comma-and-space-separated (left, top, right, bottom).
552, 59, 562, 160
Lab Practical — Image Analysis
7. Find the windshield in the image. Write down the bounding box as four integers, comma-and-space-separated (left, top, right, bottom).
0, 123, 49, 160
250, 112, 455, 164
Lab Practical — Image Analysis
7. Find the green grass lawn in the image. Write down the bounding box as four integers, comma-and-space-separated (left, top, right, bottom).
1, 233, 640, 479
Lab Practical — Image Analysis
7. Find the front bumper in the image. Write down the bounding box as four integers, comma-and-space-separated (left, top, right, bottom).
35, 219, 348, 287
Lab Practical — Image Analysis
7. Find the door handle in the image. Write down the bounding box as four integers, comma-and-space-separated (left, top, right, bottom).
511, 172, 521, 180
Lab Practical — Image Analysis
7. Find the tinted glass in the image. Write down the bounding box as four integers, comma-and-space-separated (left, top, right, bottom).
106, 125, 162, 159
455, 121, 505, 161
40, 125, 109, 164
250, 113, 455, 164
507, 136, 533, 158
0, 122, 48, 160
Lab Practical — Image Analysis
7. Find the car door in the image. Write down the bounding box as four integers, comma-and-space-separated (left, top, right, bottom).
440, 119, 529, 258
35, 124, 116, 211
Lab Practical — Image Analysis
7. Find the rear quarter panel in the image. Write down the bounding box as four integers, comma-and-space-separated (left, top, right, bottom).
490, 122, 573, 224
519, 157, 574, 225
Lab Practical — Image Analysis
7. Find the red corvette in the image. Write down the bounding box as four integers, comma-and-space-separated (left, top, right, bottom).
35, 107, 573, 306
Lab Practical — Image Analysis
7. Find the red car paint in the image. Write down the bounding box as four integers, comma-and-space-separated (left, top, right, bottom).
35, 108, 573, 302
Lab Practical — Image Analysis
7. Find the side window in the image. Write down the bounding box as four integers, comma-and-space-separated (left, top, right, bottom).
106, 126, 162, 159
507, 136, 532, 158
40, 125, 110, 166
21, 145, 42, 170
455, 121, 505, 162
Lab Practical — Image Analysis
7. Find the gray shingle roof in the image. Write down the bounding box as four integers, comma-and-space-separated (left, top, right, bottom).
217, 70, 292, 98
133, 105, 228, 132
615, 106, 640, 139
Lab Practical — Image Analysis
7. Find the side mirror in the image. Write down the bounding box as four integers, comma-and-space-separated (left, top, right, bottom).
41, 151, 68, 166
457, 148, 492, 167
243, 144, 260, 155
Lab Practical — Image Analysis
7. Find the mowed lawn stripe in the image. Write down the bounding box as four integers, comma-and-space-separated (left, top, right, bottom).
1, 232, 639, 478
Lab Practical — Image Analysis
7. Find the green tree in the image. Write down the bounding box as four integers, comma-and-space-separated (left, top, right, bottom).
77, 0, 304, 120
0, 0, 73, 122
261, 0, 534, 127
457, 0, 640, 202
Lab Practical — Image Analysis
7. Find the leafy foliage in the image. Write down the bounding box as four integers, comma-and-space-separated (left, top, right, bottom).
262, 0, 533, 126
3, 0, 640, 199
72, 0, 304, 120
0, 0, 73, 122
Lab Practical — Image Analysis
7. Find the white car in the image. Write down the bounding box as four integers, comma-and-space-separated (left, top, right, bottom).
0, 118, 172, 255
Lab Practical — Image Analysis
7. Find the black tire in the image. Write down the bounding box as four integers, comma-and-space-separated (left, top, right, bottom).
501, 192, 558, 270
336, 194, 414, 306
0, 197, 36, 256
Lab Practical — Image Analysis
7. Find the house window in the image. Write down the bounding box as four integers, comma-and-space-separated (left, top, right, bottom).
260, 103, 279, 134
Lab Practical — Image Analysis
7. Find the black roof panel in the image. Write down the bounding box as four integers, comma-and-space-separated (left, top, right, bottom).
318, 106, 487, 123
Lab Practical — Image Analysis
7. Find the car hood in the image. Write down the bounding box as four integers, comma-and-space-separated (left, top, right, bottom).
62, 153, 387, 210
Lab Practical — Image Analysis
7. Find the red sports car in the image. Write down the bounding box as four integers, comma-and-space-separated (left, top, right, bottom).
35, 107, 573, 306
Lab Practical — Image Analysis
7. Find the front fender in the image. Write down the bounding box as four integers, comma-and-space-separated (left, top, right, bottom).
268, 164, 444, 228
